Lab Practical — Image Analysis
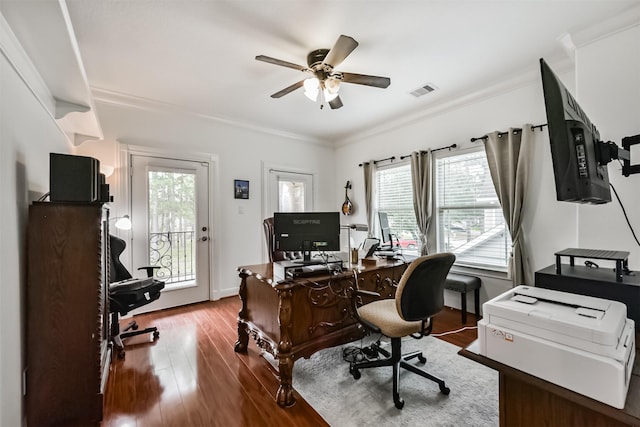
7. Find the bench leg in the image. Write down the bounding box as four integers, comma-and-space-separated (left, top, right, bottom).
460, 292, 467, 324
474, 288, 481, 319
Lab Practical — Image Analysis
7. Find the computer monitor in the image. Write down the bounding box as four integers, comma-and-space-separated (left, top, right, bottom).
378, 211, 393, 248
274, 212, 340, 262
540, 58, 626, 204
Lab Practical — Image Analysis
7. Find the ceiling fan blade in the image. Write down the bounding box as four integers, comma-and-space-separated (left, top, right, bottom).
329, 96, 343, 110
341, 72, 391, 88
256, 55, 306, 71
270, 80, 305, 98
323, 35, 358, 68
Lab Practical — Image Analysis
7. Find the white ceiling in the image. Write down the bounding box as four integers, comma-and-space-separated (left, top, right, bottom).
6, 1, 640, 143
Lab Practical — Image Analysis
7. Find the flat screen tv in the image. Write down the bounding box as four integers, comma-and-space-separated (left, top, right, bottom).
274, 212, 340, 262
540, 58, 612, 204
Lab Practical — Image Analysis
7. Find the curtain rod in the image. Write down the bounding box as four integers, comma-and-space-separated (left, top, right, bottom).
399, 143, 457, 160
470, 123, 547, 142
358, 143, 457, 167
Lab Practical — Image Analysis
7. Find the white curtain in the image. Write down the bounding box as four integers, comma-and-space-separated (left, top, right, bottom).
483, 125, 534, 286
410, 150, 432, 255
362, 162, 376, 237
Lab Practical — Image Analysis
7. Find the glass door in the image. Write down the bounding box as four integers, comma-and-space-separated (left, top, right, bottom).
130, 154, 210, 311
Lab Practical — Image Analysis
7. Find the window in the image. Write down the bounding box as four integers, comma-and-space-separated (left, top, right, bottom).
375, 163, 420, 255
435, 148, 511, 270
266, 169, 313, 214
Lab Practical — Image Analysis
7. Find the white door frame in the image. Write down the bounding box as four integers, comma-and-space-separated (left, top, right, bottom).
117, 143, 221, 301
261, 161, 316, 261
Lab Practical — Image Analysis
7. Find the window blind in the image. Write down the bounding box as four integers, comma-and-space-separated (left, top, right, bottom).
375, 164, 420, 253
436, 150, 511, 270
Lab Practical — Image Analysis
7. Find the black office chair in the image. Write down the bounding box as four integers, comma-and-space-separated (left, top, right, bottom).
263, 217, 302, 262
349, 252, 456, 409
109, 234, 165, 358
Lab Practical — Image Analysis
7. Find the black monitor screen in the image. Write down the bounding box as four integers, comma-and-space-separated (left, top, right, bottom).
274, 212, 340, 261
540, 58, 611, 204
378, 211, 392, 246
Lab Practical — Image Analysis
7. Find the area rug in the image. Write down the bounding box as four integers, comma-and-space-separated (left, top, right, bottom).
290, 336, 498, 426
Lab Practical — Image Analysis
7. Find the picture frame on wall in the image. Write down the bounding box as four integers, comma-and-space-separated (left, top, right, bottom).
234, 179, 249, 199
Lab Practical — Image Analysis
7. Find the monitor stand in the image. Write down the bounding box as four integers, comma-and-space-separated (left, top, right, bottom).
300, 241, 322, 265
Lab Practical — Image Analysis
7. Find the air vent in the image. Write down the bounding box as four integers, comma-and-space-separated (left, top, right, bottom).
410, 83, 437, 97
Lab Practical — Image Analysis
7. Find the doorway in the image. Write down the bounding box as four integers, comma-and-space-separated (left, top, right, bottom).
129, 154, 211, 311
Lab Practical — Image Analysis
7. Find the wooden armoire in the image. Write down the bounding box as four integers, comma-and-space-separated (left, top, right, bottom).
26, 202, 111, 426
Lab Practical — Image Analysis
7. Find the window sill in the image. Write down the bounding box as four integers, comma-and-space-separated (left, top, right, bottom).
450, 264, 510, 281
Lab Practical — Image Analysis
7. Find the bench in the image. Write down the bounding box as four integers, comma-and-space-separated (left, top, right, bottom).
445, 273, 481, 324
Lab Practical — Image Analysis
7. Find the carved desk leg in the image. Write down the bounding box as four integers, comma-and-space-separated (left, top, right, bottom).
276, 288, 295, 407
234, 271, 249, 353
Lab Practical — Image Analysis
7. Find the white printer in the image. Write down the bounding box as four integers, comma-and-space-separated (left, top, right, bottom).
478, 285, 635, 408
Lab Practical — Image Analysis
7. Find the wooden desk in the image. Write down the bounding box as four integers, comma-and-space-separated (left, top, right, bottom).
234, 259, 408, 407
459, 339, 640, 426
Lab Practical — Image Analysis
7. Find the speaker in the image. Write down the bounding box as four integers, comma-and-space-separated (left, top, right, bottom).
50, 153, 100, 202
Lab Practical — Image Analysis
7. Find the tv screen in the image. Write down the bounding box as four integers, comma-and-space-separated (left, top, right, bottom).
274, 212, 340, 262
540, 58, 611, 204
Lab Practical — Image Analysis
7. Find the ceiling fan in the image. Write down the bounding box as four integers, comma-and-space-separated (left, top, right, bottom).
255, 35, 391, 109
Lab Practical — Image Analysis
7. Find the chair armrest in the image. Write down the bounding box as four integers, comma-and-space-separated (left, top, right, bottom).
137, 266, 160, 277
347, 287, 382, 327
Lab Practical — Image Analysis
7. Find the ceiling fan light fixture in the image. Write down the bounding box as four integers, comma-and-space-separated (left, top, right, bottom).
325, 78, 340, 94
256, 34, 390, 108
323, 78, 340, 102
323, 89, 338, 102
303, 77, 320, 101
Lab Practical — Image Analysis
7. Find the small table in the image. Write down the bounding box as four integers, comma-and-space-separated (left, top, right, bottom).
554, 248, 630, 282
459, 339, 640, 426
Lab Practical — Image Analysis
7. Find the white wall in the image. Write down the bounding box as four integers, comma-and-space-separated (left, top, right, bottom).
575, 25, 640, 267
89, 99, 338, 297
0, 14, 73, 427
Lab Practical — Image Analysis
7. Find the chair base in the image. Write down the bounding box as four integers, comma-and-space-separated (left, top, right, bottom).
349, 337, 450, 409
111, 317, 160, 359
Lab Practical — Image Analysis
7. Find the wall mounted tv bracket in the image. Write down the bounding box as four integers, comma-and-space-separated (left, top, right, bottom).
622, 134, 640, 177
596, 133, 640, 176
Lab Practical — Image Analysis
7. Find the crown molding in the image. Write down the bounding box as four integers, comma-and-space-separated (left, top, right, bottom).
569, 3, 640, 48
337, 56, 574, 147
91, 87, 330, 147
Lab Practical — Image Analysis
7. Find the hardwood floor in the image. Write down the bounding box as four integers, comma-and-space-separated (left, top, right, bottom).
103, 297, 479, 427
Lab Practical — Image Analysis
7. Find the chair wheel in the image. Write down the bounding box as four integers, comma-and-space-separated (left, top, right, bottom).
440, 385, 450, 395
418, 354, 426, 364
131, 323, 139, 331
350, 366, 361, 380
153, 331, 160, 340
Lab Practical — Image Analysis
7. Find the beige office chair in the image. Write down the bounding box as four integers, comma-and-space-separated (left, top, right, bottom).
350, 252, 456, 409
